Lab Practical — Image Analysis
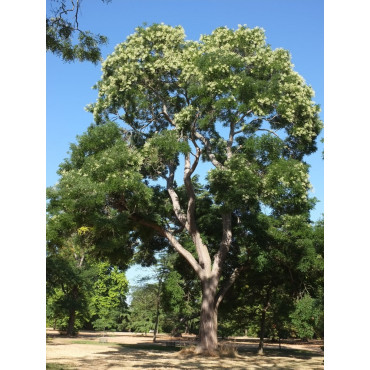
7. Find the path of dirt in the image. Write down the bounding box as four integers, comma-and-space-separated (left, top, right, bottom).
46, 329, 324, 369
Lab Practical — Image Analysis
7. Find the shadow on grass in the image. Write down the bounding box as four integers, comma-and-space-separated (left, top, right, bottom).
68, 340, 321, 360
238, 346, 323, 360
70, 340, 180, 352
47, 340, 324, 369
92, 343, 322, 369
49, 348, 323, 370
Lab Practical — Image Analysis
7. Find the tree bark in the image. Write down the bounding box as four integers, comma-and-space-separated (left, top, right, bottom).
66, 309, 76, 336
258, 307, 267, 355
66, 285, 79, 336
196, 278, 218, 354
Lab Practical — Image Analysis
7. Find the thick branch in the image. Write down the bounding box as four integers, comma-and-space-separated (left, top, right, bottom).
160, 104, 175, 126
193, 131, 225, 169
226, 121, 235, 160
166, 163, 187, 227
132, 215, 203, 278
212, 213, 232, 278
183, 151, 212, 272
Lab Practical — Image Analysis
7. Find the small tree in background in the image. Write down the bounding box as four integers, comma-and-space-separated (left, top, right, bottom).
89, 262, 129, 332
128, 283, 160, 334
290, 293, 323, 340
219, 217, 324, 351
46, 186, 130, 334
46, 253, 92, 335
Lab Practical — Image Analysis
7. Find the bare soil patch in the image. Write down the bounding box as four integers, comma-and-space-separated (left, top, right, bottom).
46, 329, 324, 369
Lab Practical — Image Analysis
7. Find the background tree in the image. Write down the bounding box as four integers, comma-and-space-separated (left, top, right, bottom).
46, 253, 93, 335
89, 261, 129, 332
289, 218, 324, 340
51, 24, 322, 353
128, 283, 160, 334
160, 250, 201, 336
47, 0, 113, 63
219, 217, 324, 352
46, 180, 130, 335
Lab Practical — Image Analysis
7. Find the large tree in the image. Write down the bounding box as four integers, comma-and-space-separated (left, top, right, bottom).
51, 24, 322, 353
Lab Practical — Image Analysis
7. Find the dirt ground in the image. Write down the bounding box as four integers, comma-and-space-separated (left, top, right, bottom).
46, 329, 324, 369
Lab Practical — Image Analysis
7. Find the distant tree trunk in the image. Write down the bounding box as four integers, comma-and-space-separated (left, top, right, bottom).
258, 308, 267, 354
66, 285, 79, 336
153, 278, 162, 342
66, 309, 76, 336
153, 298, 160, 342
258, 288, 271, 355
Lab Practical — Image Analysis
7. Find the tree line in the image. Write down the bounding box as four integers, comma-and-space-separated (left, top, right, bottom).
47, 225, 323, 351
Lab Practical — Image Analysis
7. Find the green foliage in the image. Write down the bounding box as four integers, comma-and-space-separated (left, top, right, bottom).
89, 262, 129, 331
53, 24, 322, 262
218, 217, 324, 339
46, 254, 93, 334
46, 256, 129, 333
47, 169, 130, 335
46, 1, 112, 63
91, 24, 322, 154
160, 253, 201, 334
128, 284, 160, 333
290, 293, 323, 339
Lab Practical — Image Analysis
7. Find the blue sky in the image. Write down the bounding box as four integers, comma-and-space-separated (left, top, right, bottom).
47, 0, 324, 282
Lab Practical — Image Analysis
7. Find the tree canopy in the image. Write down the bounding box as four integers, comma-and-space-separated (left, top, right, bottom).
48, 24, 322, 353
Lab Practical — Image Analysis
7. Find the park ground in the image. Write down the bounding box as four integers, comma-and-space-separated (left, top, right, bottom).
46, 329, 324, 369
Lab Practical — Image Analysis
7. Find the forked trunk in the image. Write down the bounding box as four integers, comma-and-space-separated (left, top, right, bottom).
197, 279, 218, 354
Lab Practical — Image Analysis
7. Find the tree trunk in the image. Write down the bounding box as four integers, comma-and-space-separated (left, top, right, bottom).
66, 285, 79, 336
153, 296, 160, 342
196, 279, 218, 354
258, 307, 267, 355
258, 289, 271, 355
153, 277, 162, 342
66, 309, 76, 336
